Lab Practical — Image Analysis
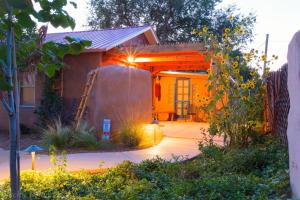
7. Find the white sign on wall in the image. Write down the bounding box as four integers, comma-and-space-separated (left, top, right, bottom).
102, 119, 111, 141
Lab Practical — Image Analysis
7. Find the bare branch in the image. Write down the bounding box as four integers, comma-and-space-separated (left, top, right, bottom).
1, 97, 13, 114
0, 59, 8, 75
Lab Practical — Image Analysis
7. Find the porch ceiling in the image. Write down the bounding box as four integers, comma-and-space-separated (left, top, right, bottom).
102, 42, 211, 74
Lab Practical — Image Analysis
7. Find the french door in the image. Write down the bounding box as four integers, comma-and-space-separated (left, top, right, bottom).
175, 78, 190, 119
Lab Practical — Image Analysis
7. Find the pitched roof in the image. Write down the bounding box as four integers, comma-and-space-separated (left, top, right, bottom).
45, 25, 159, 52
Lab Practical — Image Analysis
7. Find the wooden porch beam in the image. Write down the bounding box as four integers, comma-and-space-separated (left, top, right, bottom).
133, 55, 205, 63
117, 42, 207, 53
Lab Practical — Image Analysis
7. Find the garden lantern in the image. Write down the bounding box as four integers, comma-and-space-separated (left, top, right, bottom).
24, 145, 43, 170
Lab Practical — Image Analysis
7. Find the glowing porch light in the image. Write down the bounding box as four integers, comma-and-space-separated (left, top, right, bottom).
127, 56, 135, 63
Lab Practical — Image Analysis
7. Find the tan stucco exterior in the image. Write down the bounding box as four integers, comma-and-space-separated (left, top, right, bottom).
62, 52, 102, 113
0, 32, 209, 133
0, 72, 44, 132
86, 65, 152, 137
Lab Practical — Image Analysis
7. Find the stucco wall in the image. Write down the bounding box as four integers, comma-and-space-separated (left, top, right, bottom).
287, 30, 300, 198
0, 52, 102, 132
0, 72, 44, 132
62, 52, 102, 113
86, 65, 152, 137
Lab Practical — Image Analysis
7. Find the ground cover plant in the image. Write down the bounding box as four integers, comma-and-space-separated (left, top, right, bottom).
42, 119, 163, 151
0, 136, 290, 199
42, 120, 101, 150
118, 123, 163, 148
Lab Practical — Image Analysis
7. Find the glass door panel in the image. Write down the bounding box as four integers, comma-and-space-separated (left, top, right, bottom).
175, 78, 190, 119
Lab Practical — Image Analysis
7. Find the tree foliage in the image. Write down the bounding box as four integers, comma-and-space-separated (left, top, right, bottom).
0, 0, 91, 91
88, 0, 256, 43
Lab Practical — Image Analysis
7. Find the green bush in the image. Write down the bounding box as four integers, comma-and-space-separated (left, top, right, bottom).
0, 136, 290, 199
42, 119, 72, 149
71, 122, 99, 149
119, 124, 143, 147
42, 120, 99, 150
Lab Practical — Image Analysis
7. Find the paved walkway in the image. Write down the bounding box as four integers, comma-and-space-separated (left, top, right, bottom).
0, 137, 200, 180
0, 122, 221, 180
159, 122, 209, 139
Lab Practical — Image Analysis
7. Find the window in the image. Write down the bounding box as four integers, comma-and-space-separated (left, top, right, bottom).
20, 74, 35, 107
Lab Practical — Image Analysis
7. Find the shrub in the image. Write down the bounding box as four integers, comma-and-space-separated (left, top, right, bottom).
0, 136, 290, 199
196, 18, 278, 147
42, 119, 72, 149
20, 124, 31, 135
119, 124, 143, 147
71, 122, 99, 149
42, 120, 99, 150
35, 77, 64, 127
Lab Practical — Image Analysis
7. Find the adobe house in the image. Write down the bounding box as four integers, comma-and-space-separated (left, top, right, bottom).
0, 25, 211, 132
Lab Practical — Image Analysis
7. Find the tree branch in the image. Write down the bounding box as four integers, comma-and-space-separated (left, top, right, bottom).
0, 59, 8, 75
1, 97, 13, 114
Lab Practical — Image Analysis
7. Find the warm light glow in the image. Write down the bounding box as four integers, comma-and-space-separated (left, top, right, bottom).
31, 151, 36, 170
143, 124, 156, 134
134, 57, 151, 62
127, 56, 135, 63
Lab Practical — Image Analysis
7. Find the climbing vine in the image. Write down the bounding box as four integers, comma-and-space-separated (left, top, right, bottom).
35, 75, 63, 127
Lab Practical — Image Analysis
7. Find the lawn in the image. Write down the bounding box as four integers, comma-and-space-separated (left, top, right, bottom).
0, 136, 290, 199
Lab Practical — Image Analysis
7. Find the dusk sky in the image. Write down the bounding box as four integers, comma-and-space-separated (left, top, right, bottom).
44, 0, 300, 71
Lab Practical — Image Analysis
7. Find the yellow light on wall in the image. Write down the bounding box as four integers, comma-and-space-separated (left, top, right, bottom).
143, 124, 158, 145
143, 124, 156, 134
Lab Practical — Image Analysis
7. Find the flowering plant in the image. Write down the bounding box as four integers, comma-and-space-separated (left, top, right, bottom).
195, 17, 277, 147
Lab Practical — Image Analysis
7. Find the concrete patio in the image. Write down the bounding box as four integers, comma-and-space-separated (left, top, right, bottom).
159, 121, 209, 139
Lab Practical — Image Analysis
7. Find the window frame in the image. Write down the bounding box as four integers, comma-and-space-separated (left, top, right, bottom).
19, 76, 36, 108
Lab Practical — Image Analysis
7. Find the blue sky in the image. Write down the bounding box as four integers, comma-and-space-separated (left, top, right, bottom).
45, 0, 300, 70
220, 0, 300, 70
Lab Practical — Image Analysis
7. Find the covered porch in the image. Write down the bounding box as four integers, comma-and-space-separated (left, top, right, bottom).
102, 43, 212, 122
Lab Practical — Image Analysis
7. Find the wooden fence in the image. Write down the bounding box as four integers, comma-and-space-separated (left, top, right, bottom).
264, 64, 290, 145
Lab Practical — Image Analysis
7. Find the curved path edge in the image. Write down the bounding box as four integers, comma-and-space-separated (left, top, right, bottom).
0, 137, 200, 180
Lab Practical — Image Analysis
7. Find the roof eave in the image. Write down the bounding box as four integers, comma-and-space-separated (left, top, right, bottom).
103, 26, 160, 52
149, 27, 159, 44
83, 48, 106, 53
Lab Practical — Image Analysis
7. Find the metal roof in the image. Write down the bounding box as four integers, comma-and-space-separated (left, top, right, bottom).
45, 25, 159, 52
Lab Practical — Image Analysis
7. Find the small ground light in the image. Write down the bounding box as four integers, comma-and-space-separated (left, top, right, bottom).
24, 145, 43, 170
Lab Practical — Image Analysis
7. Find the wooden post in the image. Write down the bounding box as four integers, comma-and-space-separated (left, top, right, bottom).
31, 152, 35, 170
263, 34, 269, 75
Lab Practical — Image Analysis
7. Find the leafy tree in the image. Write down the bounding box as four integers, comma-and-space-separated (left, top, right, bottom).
88, 0, 256, 43
0, 0, 91, 199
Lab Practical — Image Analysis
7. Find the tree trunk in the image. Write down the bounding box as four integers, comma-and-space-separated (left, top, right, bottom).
6, 8, 20, 200
12, 29, 21, 198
